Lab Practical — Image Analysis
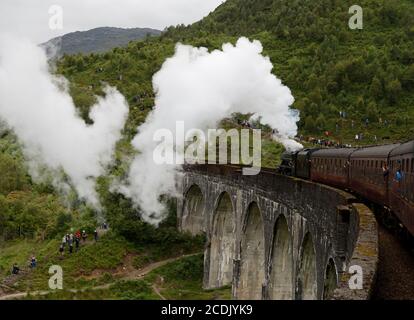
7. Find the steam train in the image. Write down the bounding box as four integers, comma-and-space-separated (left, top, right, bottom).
278, 141, 414, 237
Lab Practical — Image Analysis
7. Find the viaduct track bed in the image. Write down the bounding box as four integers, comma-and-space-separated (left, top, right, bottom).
372, 224, 414, 300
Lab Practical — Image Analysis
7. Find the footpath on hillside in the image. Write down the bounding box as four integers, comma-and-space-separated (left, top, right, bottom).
0, 226, 202, 300
0, 253, 198, 300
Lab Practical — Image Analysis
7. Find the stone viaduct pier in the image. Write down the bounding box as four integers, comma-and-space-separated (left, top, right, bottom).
177, 165, 379, 300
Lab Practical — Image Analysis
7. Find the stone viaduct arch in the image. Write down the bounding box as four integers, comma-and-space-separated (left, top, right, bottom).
269, 215, 293, 300
323, 258, 338, 300
177, 165, 378, 300
208, 192, 236, 289
295, 233, 317, 300
238, 202, 265, 300
181, 184, 206, 235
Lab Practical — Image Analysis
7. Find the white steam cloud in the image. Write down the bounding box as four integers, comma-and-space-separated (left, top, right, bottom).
119, 37, 302, 224
0, 35, 129, 208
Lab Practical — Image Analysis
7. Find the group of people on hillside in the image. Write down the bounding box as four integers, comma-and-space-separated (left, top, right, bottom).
59, 231, 85, 255
308, 137, 351, 148
58, 223, 107, 256
10, 223, 108, 276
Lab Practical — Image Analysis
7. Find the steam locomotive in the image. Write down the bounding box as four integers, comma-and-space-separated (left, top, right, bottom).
278, 141, 414, 237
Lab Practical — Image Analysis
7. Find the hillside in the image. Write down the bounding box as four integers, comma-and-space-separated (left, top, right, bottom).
42, 27, 161, 57
55, 0, 414, 146
165, 0, 414, 144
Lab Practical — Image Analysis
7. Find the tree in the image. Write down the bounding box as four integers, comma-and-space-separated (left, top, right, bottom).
316, 114, 327, 131
401, 64, 414, 89
307, 73, 319, 90
0, 153, 27, 195
367, 102, 379, 122
370, 76, 383, 99
386, 79, 402, 104
356, 96, 366, 114
304, 116, 317, 133
309, 88, 323, 106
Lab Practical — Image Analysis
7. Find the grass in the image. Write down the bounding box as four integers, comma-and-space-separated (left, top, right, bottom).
146, 254, 232, 300
1, 232, 135, 292
1, 234, 230, 300
18, 255, 231, 301
0, 239, 59, 279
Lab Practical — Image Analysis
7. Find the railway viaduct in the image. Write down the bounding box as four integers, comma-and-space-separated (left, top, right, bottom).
177, 165, 379, 300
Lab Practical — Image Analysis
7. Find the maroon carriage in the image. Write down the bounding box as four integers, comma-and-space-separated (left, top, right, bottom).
388, 141, 414, 236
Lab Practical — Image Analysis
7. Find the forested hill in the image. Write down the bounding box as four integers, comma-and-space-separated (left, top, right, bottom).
166, 0, 413, 40
163, 0, 414, 144
58, 0, 414, 146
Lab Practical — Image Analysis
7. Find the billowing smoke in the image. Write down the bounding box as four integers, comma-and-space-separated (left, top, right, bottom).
0, 35, 129, 208
119, 37, 302, 223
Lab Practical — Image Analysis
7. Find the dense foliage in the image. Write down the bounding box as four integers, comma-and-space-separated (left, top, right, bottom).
58, 0, 414, 145
165, 0, 414, 143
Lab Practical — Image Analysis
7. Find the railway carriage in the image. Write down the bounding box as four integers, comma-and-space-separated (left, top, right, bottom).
310, 148, 356, 189
349, 144, 399, 206
295, 149, 319, 179
277, 141, 414, 237
388, 141, 414, 236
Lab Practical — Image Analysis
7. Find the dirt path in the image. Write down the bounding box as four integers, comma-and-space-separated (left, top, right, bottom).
372, 224, 414, 300
0, 253, 200, 300
152, 284, 167, 300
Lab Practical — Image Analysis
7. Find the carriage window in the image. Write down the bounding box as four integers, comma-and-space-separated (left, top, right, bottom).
411, 159, 414, 173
